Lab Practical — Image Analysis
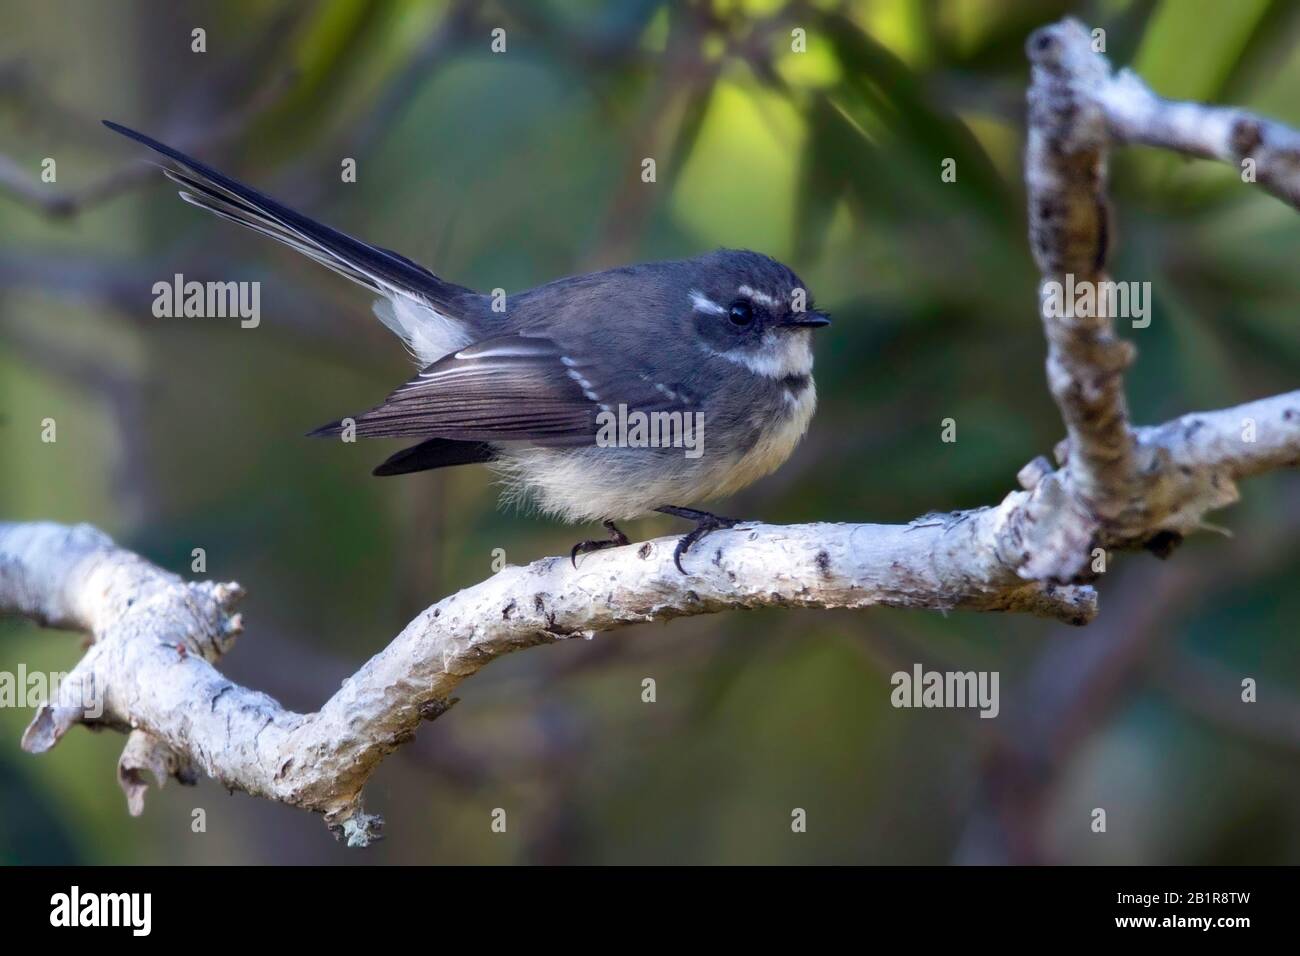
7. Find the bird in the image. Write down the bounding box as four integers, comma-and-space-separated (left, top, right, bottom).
103, 120, 831, 572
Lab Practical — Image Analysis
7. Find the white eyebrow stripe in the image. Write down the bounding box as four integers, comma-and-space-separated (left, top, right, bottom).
738, 284, 778, 307
689, 290, 726, 315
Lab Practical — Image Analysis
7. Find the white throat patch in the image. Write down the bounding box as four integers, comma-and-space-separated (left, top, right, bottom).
700, 331, 813, 379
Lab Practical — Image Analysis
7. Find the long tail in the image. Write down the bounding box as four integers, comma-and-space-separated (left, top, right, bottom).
106, 120, 502, 476
102, 120, 479, 315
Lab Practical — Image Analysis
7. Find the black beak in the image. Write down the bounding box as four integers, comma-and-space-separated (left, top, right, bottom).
783, 311, 831, 329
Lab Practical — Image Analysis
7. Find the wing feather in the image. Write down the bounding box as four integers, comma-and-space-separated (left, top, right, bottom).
310, 335, 600, 446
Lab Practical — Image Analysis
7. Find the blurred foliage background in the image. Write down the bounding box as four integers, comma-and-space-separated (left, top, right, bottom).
1, 0, 1299, 864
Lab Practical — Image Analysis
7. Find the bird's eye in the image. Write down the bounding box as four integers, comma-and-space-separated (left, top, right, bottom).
728, 299, 755, 326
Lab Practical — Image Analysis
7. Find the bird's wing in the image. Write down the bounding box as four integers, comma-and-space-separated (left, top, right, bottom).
311, 335, 598, 446
311, 334, 696, 447
102, 121, 477, 312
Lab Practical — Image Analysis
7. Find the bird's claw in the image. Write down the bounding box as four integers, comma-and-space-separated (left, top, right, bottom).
656, 506, 744, 574
569, 520, 630, 568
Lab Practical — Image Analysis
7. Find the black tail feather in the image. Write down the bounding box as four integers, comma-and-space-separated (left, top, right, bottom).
102, 120, 476, 307
372, 438, 497, 476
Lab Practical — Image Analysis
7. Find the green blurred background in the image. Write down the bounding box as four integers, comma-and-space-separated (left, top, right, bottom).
2, 0, 1299, 864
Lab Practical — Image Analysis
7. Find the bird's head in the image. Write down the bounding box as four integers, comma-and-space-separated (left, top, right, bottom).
685, 249, 830, 381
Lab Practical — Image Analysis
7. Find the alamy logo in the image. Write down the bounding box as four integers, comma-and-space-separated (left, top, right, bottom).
596, 403, 705, 459
1040, 273, 1150, 328
0, 667, 102, 719
152, 273, 261, 328
890, 664, 999, 718
50, 886, 151, 936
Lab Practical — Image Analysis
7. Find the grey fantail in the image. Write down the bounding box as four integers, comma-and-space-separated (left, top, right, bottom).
104, 121, 831, 571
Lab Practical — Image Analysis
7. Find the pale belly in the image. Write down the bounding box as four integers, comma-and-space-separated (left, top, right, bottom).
490, 382, 816, 522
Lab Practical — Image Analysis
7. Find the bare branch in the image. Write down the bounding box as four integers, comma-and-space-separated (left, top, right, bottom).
1026, 19, 1136, 516
0, 516, 1095, 843
1010, 19, 1300, 581
1096, 65, 1300, 210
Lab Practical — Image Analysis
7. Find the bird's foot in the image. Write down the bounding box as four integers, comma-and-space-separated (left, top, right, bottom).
570, 520, 631, 567
655, 506, 745, 574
